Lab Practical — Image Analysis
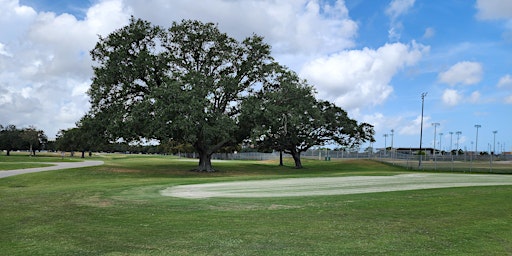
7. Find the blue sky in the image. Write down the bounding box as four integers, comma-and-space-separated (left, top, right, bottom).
1, 0, 511, 153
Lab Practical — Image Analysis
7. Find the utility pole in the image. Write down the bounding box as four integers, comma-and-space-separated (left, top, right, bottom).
419, 92, 427, 168
493, 131, 497, 154
456, 131, 462, 156
475, 124, 481, 155
391, 129, 394, 159
432, 123, 440, 169
439, 132, 443, 154
449, 132, 453, 154
383, 134, 388, 157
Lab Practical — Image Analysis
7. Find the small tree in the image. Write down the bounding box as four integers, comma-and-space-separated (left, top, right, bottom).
0, 125, 21, 156
21, 127, 47, 156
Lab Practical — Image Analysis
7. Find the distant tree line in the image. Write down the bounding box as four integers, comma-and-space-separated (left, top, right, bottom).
0, 125, 48, 156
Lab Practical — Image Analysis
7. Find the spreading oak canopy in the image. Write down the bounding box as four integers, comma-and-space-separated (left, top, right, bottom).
87, 18, 374, 171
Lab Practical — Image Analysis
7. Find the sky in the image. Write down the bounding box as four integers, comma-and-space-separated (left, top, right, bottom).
1, 0, 511, 153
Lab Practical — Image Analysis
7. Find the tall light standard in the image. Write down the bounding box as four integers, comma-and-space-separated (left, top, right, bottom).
432, 123, 440, 167
456, 131, 462, 156
475, 124, 481, 155
493, 131, 498, 155
419, 92, 427, 168
383, 134, 388, 156
449, 132, 453, 154
439, 132, 443, 155
390, 129, 394, 148
390, 129, 394, 159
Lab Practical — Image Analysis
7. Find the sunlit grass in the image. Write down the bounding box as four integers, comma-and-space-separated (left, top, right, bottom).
1, 154, 511, 255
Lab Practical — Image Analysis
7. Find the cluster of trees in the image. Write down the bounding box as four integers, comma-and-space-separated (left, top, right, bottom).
60, 18, 374, 171
0, 125, 48, 156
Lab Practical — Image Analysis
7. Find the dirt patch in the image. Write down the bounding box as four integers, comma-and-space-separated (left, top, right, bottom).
161, 173, 512, 199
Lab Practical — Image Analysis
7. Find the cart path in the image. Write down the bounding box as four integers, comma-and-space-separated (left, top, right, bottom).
0, 161, 104, 178
162, 173, 512, 199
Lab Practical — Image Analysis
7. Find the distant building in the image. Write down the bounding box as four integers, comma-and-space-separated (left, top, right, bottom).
394, 147, 436, 155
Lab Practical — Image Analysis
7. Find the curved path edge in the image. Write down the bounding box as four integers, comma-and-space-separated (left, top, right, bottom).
0, 161, 104, 178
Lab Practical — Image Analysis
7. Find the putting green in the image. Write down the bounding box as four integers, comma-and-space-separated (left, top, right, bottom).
161, 173, 512, 199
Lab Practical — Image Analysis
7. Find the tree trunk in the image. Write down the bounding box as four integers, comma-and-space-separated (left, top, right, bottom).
81, 151, 85, 158
291, 151, 303, 169
6, 149, 11, 156
196, 151, 215, 172
279, 150, 283, 166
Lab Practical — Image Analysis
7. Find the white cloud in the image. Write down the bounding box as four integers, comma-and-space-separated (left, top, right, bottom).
505, 94, 512, 104
475, 0, 512, 20
0, 0, 361, 138
0, 0, 131, 138
442, 89, 462, 106
469, 91, 481, 103
0, 43, 11, 57
385, 0, 415, 41
476, 0, 512, 42
438, 61, 483, 86
400, 114, 431, 136
359, 112, 404, 135
386, 0, 416, 20
300, 41, 428, 111
128, 0, 357, 56
423, 27, 435, 39
497, 74, 512, 88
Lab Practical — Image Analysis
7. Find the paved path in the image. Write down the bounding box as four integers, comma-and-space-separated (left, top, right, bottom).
0, 161, 104, 178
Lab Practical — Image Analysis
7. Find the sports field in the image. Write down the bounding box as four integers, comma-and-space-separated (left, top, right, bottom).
1, 153, 512, 255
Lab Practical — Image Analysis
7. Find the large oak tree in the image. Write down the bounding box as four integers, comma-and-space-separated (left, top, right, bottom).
88, 18, 273, 171
241, 67, 375, 168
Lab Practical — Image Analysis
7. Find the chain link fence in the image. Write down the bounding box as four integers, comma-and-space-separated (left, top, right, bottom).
201, 149, 512, 174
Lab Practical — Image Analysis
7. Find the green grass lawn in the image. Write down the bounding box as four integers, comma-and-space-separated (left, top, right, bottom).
1, 154, 511, 255
0, 152, 84, 170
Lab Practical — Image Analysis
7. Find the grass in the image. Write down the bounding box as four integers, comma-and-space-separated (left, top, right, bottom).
0, 152, 85, 171
1, 154, 512, 255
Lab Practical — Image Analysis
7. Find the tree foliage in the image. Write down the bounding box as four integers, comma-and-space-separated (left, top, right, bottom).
87, 17, 375, 171
56, 115, 111, 157
88, 18, 273, 171
0, 125, 47, 156
241, 67, 375, 168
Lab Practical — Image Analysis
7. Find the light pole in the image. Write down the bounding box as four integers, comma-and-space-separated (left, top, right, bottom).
456, 131, 462, 156
439, 132, 443, 155
470, 141, 474, 172
391, 129, 394, 158
449, 132, 453, 154
419, 92, 427, 168
390, 129, 394, 148
475, 124, 481, 155
383, 134, 388, 156
432, 123, 440, 153
432, 123, 440, 168
493, 131, 497, 155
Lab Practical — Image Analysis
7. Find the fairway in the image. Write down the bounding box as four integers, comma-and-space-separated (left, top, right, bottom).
163, 173, 512, 199
0, 160, 104, 178
3, 155, 512, 255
